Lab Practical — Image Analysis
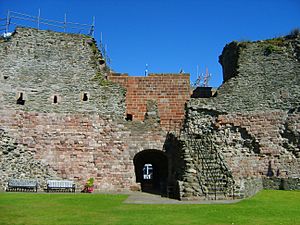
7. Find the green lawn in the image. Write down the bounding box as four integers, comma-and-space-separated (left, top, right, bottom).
0, 190, 299, 225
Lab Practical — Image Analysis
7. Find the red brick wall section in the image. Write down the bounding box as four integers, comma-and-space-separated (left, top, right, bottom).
109, 73, 190, 131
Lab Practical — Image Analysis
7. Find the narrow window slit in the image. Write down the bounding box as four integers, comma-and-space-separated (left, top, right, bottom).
16, 93, 25, 105
82, 93, 88, 101
53, 95, 58, 104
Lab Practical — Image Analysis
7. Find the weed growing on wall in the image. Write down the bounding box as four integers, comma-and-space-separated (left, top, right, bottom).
91, 71, 112, 86
264, 44, 282, 56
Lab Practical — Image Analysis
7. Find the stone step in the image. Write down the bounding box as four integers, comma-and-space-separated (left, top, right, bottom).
202, 172, 224, 176
207, 191, 227, 196
201, 162, 222, 166
203, 177, 225, 180
204, 179, 226, 182
201, 166, 223, 170
204, 176, 225, 180
205, 185, 228, 189
202, 174, 225, 178
206, 187, 227, 191
207, 185, 228, 189
201, 169, 221, 172
208, 181, 228, 184
201, 164, 220, 167
204, 182, 228, 186
199, 158, 218, 161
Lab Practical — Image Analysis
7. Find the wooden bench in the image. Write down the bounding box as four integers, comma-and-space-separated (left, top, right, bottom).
6, 179, 38, 192
46, 180, 75, 192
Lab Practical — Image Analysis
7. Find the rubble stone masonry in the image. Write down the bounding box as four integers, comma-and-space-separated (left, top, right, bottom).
0, 28, 167, 191
178, 33, 300, 199
0, 27, 299, 200
0, 110, 166, 191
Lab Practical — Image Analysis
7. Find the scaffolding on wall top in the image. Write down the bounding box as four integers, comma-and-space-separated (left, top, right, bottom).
0, 10, 95, 36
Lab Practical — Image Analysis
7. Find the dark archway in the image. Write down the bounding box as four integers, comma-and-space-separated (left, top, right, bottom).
133, 149, 168, 195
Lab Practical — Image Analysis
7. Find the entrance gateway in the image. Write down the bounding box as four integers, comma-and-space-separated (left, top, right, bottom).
133, 149, 168, 195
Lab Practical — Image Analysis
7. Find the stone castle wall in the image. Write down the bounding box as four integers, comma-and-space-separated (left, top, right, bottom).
108, 73, 190, 130
178, 34, 300, 199
0, 109, 166, 191
1, 27, 299, 200
0, 28, 168, 191
0, 27, 125, 115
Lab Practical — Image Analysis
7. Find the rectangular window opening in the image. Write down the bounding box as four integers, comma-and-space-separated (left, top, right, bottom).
126, 114, 133, 121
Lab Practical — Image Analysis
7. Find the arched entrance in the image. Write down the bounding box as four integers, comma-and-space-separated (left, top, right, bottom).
133, 149, 168, 195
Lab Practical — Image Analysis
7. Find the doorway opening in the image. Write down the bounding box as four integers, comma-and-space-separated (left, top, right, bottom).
133, 149, 168, 195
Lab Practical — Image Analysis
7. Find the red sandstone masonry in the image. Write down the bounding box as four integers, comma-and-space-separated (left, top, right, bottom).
217, 111, 287, 156
215, 111, 300, 178
108, 73, 190, 131
0, 110, 166, 191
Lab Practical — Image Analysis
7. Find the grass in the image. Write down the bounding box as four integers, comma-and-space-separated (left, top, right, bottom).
0, 190, 299, 225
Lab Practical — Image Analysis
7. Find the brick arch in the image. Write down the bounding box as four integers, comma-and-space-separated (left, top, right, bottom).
128, 138, 166, 160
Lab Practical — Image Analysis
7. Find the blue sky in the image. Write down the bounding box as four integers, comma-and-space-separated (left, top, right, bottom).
1, 0, 299, 87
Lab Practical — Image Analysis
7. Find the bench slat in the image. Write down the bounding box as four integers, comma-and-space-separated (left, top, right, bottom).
7, 179, 38, 192
46, 180, 75, 192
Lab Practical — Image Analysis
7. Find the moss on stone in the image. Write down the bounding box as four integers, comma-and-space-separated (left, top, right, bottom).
91, 71, 113, 86
238, 42, 249, 48
89, 41, 98, 55
264, 37, 285, 46
264, 44, 283, 56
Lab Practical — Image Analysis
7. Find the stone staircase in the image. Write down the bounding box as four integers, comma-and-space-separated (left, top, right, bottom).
185, 137, 234, 200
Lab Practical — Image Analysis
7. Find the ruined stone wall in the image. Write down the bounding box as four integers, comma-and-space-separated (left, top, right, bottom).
0, 28, 168, 191
216, 35, 300, 112
0, 109, 167, 191
108, 73, 190, 130
0, 27, 125, 115
179, 33, 300, 199
2, 26, 299, 200
0, 128, 58, 190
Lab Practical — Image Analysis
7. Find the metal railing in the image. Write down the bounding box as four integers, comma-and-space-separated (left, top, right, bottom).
1, 10, 95, 36
98, 39, 111, 65
0, 17, 7, 32
0, 10, 113, 66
